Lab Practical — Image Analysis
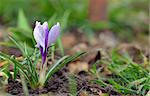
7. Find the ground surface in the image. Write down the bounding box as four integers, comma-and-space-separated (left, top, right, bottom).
0, 28, 149, 96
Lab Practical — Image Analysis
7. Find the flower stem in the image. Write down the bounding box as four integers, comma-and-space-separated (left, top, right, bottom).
39, 57, 47, 88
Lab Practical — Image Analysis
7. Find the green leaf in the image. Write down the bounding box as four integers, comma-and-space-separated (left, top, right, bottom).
92, 79, 108, 88
108, 79, 137, 94
23, 43, 38, 82
9, 37, 24, 55
90, 60, 100, 75
48, 14, 57, 27
0, 63, 11, 78
14, 63, 17, 80
32, 48, 40, 66
68, 74, 77, 96
8, 27, 34, 48
57, 36, 64, 56
0, 52, 32, 86
60, 10, 70, 31
45, 52, 85, 84
45, 55, 69, 83
0, 41, 14, 47
17, 9, 31, 32
9, 27, 32, 39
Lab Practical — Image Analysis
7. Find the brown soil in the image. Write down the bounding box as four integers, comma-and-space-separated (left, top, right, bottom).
7, 66, 121, 96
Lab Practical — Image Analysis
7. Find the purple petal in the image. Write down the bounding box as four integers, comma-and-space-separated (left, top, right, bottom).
42, 22, 49, 49
34, 21, 46, 51
39, 46, 46, 65
42, 22, 49, 34
48, 22, 60, 46
42, 53, 47, 65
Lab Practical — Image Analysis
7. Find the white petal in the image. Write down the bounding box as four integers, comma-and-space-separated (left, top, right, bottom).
48, 22, 60, 46
36, 21, 40, 26
33, 22, 45, 48
42, 22, 49, 32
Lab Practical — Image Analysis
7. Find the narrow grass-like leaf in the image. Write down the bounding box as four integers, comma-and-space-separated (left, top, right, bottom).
45, 52, 85, 83
45, 55, 69, 83
24, 43, 38, 81
61, 52, 85, 65
0, 41, 14, 47
18, 9, 32, 32
57, 36, 64, 56
0, 52, 32, 86
48, 14, 57, 27
24, 43, 32, 72
108, 79, 137, 94
13, 63, 17, 80
60, 10, 70, 31
8, 27, 34, 48
9, 37, 24, 55
92, 79, 108, 88
68, 74, 77, 96
9, 27, 32, 39
0, 63, 11, 78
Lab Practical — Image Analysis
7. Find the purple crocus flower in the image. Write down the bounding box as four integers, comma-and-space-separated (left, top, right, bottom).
33, 21, 60, 64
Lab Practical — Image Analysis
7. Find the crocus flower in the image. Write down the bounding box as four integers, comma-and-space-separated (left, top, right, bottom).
33, 21, 60, 64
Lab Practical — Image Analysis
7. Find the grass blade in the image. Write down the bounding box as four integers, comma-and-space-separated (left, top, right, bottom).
45, 55, 69, 83
45, 52, 85, 83
0, 52, 32, 86
68, 74, 77, 96
9, 37, 24, 55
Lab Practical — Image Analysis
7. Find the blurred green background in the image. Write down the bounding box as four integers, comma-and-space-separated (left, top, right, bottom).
0, 0, 149, 41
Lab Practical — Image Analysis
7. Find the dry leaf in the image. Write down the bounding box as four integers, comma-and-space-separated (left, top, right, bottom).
118, 43, 142, 63
68, 61, 89, 74
62, 33, 77, 48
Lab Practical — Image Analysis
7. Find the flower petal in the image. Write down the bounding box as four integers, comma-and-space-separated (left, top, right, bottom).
42, 22, 49, 34
36, 21, 40, 26
33, 21, 45, 48
42, 22, 49, 49
48, 22, 60, 46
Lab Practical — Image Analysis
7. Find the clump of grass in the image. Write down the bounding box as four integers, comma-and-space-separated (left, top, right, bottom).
92, 51, 150, 95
